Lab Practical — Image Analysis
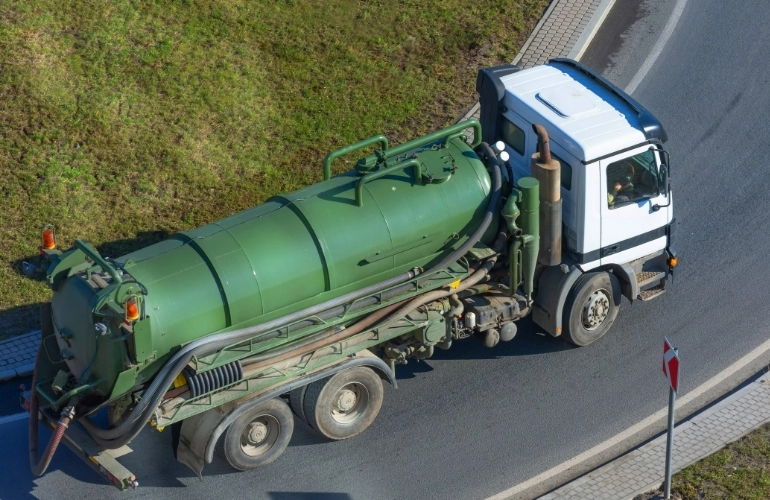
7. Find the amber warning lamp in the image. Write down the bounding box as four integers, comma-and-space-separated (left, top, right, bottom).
125, 297, 140, 322
41, 225, 56, 252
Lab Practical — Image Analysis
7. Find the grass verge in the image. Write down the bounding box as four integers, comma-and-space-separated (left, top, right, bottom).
0, 0, 548, 339
636, 422, 770, 500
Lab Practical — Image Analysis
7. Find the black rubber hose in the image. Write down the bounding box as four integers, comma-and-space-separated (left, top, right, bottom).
428, 142, 503, 273
83, 142, 503, 448
374, 230, 507, 332
239, 281, 419, 366
84, 278, 420, 443
82, 268, 419, 443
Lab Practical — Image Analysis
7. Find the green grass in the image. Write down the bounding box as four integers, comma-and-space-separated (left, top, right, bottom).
636, 422, 770, 500
671, 423, 770, 500
0, 0, 548, 338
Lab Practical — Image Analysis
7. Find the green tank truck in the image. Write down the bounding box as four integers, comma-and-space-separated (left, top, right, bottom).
25, 59, 677, 489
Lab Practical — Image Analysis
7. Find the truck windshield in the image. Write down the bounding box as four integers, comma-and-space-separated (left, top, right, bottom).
607, 149, 660, 209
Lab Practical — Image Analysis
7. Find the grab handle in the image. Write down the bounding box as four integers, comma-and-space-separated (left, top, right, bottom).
75, 240, 122, 284
355, 159, 421, 207
377, 119, 481, 161
323, 135, 389, 180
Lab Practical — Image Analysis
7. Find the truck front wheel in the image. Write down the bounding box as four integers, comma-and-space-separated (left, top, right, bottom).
563, 272, 621, 346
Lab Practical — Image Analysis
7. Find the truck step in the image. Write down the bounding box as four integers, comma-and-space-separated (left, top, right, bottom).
636, 270, 666, 289
638, 284, 666, 301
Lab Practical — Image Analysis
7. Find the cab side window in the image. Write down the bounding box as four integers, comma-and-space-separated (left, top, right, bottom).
553, 153, 572, 191
498, 118, 525, 156
607, 150, 660, 209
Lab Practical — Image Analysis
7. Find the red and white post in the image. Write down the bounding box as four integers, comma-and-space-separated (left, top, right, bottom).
662, 337, 680, 499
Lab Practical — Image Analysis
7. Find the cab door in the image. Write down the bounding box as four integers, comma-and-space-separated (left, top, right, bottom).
599, 145, 670, 265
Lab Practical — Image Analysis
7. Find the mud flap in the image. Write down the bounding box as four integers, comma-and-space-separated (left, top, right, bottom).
532, 264, 582, 336
176, 408, 228, 479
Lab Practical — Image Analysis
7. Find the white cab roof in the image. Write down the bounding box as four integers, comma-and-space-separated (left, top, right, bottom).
499, 63, 649, 162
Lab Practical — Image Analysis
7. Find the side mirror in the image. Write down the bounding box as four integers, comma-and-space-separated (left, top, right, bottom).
659, 164, 670, 196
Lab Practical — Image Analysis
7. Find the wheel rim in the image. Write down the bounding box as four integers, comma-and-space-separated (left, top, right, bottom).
330, 382, 369, 424
582, 288, 611, 331
240, 414, 280, 457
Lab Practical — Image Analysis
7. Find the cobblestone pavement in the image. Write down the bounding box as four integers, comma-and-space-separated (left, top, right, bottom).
539, 373, 770, 499
0, 330, 40, 381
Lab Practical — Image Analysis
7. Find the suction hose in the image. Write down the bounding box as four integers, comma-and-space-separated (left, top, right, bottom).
240, 245, 504, 380
83, 142, 503, 449
82, 270, 420, 447
374, 230, 507, 330
28, 343, 76, 476
429, 142, 503, 273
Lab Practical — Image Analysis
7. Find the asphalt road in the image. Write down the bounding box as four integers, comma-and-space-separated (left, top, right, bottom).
3, 1, 770, 499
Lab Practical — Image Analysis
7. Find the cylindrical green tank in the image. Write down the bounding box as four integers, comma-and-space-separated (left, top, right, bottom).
47, 121, 496, 401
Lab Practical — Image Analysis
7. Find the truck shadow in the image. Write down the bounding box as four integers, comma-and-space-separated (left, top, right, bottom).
3, 230, 172, 339
0, 304, 42, 340
268, 494, 352, 500
395, 316, 575, 380
8, 229, 171, 283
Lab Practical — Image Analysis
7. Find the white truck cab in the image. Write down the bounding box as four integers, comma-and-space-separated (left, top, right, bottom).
477, 58, 677, 345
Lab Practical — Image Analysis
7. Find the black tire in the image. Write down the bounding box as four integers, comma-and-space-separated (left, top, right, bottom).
302, 367, 384, 440
563, 271, 621, 347
289, 385, 308, 422
221, 398, 294, 470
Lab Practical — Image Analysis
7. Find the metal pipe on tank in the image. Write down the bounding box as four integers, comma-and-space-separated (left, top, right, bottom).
533, 124, 552, 163
516, 177, 539, 300
531, 124, 562, 266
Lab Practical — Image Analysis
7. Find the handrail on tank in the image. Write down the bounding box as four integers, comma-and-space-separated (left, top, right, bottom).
323, 135, 389, 180
355, 159, 421, 207
74, 240, 123, 284
377, 119, 482, 161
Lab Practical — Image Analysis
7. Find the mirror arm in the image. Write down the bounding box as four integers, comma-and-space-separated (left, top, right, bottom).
652, 148, 672, 213
652, 199, 672, 212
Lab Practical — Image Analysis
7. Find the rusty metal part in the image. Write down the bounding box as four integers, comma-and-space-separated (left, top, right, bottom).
539, 199, 562, 266
28, 344, 76, 477
530, 123, 562, 266
241, 301, 403, 378
532, 124, 551, 163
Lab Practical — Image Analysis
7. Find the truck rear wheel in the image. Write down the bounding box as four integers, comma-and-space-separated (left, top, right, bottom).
289, 385, 309, 423
303, 366, 384, 440
563, 271, 621, 347
220, 398, 294, 470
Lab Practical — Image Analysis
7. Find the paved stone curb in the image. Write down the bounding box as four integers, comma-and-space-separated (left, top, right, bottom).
539, 373, 770, 499
0, 330, 40, 381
